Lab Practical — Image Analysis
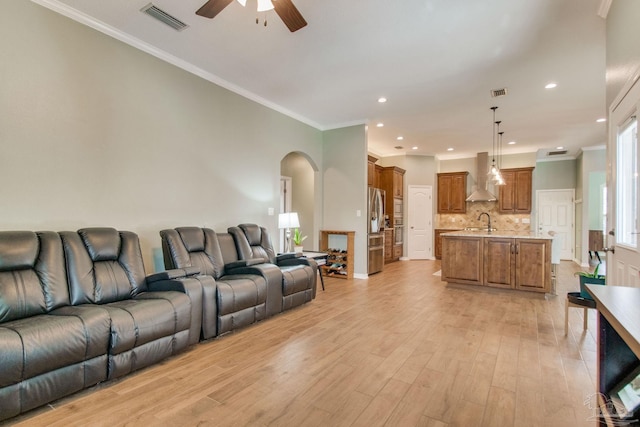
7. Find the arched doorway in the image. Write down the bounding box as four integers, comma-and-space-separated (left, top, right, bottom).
280, 152, 317, 253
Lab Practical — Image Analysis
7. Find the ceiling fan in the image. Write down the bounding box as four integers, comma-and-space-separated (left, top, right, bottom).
196, 0, 307, 32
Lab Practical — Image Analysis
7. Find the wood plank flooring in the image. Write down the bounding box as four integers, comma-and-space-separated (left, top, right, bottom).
7, 260, 599, 427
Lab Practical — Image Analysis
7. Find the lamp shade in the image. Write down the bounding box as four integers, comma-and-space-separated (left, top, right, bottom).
278, 212, 300, 229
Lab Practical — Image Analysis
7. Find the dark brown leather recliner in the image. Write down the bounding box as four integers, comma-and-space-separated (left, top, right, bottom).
229, 224, 317, 312
160, 227, 283, 335
60, 228, 195, 379
0, 231, 110, 420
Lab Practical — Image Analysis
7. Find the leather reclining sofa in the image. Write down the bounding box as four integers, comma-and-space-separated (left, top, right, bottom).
0, 224, 317, 421
0, 228, 209, 421
160, 224, 317, 338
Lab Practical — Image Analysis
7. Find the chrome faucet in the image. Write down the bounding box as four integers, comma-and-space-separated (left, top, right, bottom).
478, 212, 492, 232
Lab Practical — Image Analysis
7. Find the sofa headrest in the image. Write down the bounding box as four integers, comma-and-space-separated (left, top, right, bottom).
176, 227, 206, 252
0, 231, 39, 271
239, 224, 262, 246
78, 228, 121, 261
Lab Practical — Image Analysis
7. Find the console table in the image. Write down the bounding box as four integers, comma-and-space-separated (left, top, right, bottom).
586, 285, 640, 426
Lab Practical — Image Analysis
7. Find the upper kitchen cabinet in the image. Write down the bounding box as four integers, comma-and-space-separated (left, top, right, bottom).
437, 172, 468, 213
367, 155, 377, 187
498, 167, 534, 214
367, 155, 384, 188
381, 167, 405, 199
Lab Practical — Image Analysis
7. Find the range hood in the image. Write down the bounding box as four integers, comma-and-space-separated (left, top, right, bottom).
466, 152, 498, 202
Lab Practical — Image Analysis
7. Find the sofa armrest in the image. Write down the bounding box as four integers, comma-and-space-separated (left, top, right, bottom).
225, 258, 267, 271
276, 253, 302, 263
146, 275, 206, 344
147, 267, 200, 283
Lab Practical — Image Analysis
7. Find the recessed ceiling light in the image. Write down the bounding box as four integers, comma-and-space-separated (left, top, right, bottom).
447, 148, 454, 151
556, 146, 564, 150
508, 141, 516, 145
376, 122, 384, 127
397, 136, 404, 141
596, 118, 606, 123
412, 146, 418, 150
378, 97, 387, 103
545, 83, 557, 89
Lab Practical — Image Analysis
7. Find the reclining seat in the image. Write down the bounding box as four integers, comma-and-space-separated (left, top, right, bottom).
60, 228, 193, 379
0, 231, 110, 420
160, 227, 282, 336
229, 224, 317, 311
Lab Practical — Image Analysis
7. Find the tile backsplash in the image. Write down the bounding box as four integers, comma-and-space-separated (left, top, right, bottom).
436, 201, 532, 231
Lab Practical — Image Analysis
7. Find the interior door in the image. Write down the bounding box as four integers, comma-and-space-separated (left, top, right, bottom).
607, 70, 640, 287
536, 189, 574, 260
407, 185, 432, 259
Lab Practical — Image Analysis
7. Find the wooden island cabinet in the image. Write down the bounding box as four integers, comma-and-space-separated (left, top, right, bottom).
441, 231, 552, 293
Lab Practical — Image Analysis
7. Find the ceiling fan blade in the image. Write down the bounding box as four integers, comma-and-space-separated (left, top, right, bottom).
272, 0, 307, 32
196, 0, 235, 19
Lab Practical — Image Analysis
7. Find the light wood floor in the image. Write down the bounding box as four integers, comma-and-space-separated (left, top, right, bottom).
8, 260, 599, 427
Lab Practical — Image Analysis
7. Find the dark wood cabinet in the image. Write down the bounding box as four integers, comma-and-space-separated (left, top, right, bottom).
437, 172, 468, 213
434, 229, 461, 260
498, 167, 534, 214
443, 234, 551, 293
381, 167, 405, 199
384, 229, 393, 263
441, 235, 483, 285
483, 237, 551, 292
367, 155, 377, 188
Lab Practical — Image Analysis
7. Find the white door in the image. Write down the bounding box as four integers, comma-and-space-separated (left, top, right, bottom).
607, 71, 640, 287
536, 189, 574, 260
407, 185, 432, 259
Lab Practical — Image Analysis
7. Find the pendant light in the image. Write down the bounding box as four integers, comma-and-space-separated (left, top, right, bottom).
488, 107, 499, 177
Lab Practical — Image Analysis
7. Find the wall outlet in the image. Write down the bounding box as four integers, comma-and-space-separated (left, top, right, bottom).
356, 210, 361, 217
522, 218, 530, 224
268, 207, 274, 216
514, 218, 520, 223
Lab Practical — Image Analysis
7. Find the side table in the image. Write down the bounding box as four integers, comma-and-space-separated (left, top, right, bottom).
302, 251, 328, 291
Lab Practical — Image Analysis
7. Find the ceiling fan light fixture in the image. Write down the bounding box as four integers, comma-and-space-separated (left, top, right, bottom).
257, 0, 274, 12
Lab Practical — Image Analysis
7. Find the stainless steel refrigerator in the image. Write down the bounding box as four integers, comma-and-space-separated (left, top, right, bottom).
368, 187, 385, 274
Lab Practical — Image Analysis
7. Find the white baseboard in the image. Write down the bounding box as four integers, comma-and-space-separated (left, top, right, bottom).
353, 273, 368, 280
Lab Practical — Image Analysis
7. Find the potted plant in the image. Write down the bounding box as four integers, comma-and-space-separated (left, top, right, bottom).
575, 263, 605, 299
292, 228, 307, 253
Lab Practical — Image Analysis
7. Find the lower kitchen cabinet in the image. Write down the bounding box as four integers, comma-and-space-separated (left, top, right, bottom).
441, 236, 483, 285
384, 229, 394, 263
515, 239, 551, 291
443, 235, 551, 293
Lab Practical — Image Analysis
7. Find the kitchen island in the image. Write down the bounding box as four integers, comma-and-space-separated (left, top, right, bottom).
440, 230, 554, 293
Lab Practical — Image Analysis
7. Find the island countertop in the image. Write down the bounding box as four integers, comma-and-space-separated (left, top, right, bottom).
440, 230, 555, 240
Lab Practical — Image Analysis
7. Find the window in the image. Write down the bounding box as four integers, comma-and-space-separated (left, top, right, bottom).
616, 116, 638, 248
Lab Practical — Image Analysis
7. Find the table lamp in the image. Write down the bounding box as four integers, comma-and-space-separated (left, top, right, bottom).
278, 212, 300, 253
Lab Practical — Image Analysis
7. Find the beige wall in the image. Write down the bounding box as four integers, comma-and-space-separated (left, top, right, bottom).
1, 1, 331, 271
323, 125, 368, 277
606, 0, 640, 108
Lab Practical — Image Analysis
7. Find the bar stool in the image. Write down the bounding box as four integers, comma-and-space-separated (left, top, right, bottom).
564, 292, 597, 335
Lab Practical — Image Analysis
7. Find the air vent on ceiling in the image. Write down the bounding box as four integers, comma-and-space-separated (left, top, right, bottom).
490, 88, 508, 98
548, 150, 568, 156
141, 3, 188, 31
